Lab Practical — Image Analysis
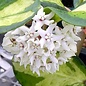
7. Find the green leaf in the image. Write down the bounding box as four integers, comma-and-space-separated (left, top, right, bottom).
41, 0, 66, 22
40, 0, 64, 7
0, 0, 16, 10
73, 0, 83, 8
13, 57, 86, 86
0, 0, 40, 33
73, 1, 86, 11
47, 7, 86, 26
41, 1, 66, 10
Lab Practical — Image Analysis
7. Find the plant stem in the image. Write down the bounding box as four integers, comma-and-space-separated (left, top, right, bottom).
77, 29, 86, 55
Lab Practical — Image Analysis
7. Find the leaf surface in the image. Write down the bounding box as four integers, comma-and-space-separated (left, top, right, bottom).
0, 0, 40, 33
73, 1, 86, 11
48, 7, 86, 26
13, 57, 86, 86
73, 0, 83, 8
40, 0, 64, 7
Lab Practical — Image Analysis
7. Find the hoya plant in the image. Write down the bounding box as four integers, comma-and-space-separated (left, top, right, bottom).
0, 0, 86, 86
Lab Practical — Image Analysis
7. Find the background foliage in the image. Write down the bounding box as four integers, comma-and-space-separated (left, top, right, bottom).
13, 57, 86, 86
0, 0, 86, 86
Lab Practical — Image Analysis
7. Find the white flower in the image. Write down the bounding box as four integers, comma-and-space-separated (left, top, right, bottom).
14, 49, 30, 68
62, 21, 81, 41
30, 65, 40, 76
43, 49, 58, 62
2, 6, 82, 76
38, 23, 64, 50
2, 26, 30, 54
11, 26, 25, 35
16, 22, 38, 42
27, 39, 43, 55
45, 62, 59, 73
58, 57, 67, 65
68, 43, 77, 52
61, 41, 70, 51
58, 50, 76, 65
33, 7, 54, 30
60, 50, 76, 59
2, 31, 20, 54
74, 26, 82, 35
29, 53, 43, 76
54, 41, 61, 50
70, 28, 81, 41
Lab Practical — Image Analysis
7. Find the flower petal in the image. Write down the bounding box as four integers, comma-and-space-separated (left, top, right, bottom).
69, 43, 77, 52
61, 41, 70, 51
45, 12, 54, 20
39, 38, 46, 48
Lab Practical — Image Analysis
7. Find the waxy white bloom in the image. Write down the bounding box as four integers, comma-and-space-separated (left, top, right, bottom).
62, 21, 81, 41
16, 22, 38, 42
27, 39, 43, 55
33, 7, 54, 30
38, 23, 64, 50
2, 31, 20, 54
2, 7, 82, 76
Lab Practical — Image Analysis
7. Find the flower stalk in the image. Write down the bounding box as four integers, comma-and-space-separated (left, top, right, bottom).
76, 29, 86, 55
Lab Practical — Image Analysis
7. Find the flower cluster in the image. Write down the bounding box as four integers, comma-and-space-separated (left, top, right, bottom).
2, 7, 81, 76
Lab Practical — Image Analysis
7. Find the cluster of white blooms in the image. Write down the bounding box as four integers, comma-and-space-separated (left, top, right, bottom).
2, 7, 82, 76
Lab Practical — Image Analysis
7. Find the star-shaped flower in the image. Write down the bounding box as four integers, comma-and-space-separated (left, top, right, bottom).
38, 23, 64, 50
33, 7, 54, 30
